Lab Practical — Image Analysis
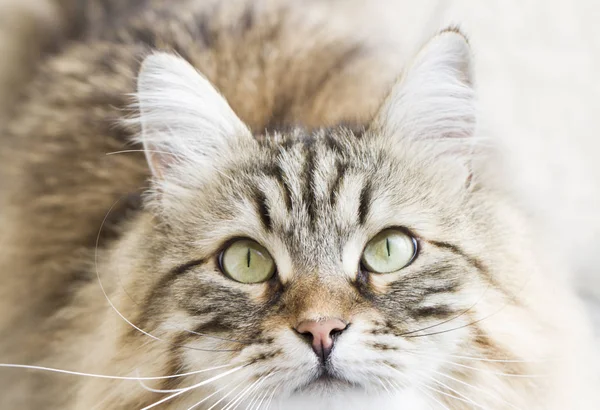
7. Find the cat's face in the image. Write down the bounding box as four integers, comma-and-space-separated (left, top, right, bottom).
136, 129, 487, 398
124, 31, 516, 407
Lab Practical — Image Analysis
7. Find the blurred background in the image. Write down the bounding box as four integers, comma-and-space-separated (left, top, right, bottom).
1, 0, 599, 341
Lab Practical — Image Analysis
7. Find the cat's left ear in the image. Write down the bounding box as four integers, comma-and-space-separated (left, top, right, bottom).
371, 29, 475, 144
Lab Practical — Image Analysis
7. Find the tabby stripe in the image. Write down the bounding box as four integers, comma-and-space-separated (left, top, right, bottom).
428, 240, 511, 297
410, 305, 455, 319
357, 181, 372, 225
421, 283, 460, 295
191, 316, 233, 335
252, 188, 273, 231
267, 162, 293, 211
159, 338, 185, 391
323, 133, 345, 155
471, 325, 523, 374
137, 258, 205, 328
329, 160, 347, 207
171, 259, 206, 276
302, 137, 317, 224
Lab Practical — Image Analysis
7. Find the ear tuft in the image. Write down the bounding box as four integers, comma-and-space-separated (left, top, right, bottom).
136, 52, 252, 178
371, 29, 476, 143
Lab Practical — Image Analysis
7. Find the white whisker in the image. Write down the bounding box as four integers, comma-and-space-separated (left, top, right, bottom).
403, 351, 547, 378
432, 369, 523, 410
376, 377, 391, 395
240, 373, 278, 410
386, 378, 405, 395
247, 382, 269, 410
222, 383, 255, 410
0, 363, 232, 382
204, 379, 247, 410
428, 375, 488, 409
186, 379, 238, 410
404, 267, 536, 340
389, 380, 441, 410
251, 388, 271, 410
384, 364, 450, 410
244, 385, 264, 410
105, 149, 179, 156
140, 365, 244, 410
137, 379, 185, 393
399, 276, 492, 337
420, 382, 479, 408
406, 349, 553, 364
264, 382, 282, 410
223, 374, 271, 410
252, 376, 278, 410
415, 385, 451, 410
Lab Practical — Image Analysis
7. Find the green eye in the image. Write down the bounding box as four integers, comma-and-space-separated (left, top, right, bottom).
220, 239, 276, 283
361, 229, 417, 273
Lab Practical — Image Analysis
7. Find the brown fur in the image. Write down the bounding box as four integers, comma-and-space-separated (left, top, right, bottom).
0, 1, 401, 408
0, 1, 596, 409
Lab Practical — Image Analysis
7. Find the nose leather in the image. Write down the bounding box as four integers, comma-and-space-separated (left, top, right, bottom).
295, 318, 348, 362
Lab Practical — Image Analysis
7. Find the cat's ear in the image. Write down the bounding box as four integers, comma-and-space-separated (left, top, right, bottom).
371, 29, 475, 144
135, 52, 252, 179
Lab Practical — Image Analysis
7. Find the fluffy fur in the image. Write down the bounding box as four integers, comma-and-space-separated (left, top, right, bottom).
0, 1, 597, 409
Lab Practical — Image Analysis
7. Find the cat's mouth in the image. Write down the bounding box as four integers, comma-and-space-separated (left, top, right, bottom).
293, 367, 358, 394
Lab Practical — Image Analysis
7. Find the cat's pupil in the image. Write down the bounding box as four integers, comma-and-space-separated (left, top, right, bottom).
247, 248, 251, 268
386, 238, 391, 257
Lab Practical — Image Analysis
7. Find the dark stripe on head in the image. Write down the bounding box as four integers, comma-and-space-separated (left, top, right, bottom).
336, 122, 368, 138
323, 133, 345, 155
265, 162, 293, 211
329, 160, 347, 207
358, 181, 372, 225
302, 137, 317, 224
252, 188, 273, 231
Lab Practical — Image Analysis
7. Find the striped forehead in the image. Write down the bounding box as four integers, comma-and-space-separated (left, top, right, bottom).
247, 129, 374, 252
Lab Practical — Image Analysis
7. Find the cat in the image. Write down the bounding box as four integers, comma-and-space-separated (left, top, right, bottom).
0, 0, 597, 409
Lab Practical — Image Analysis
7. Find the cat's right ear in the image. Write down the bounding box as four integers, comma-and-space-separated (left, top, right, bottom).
135, 52, 253, 179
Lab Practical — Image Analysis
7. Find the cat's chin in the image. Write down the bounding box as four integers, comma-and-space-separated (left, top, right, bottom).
277, 382, 429, 410
292, 373, 360, 396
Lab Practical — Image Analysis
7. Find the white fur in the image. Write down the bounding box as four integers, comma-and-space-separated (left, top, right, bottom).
136, 52, 252, 178
373, 31, 476, 150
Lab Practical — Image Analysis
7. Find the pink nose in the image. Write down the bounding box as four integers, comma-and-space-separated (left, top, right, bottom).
295, 318, 348, 362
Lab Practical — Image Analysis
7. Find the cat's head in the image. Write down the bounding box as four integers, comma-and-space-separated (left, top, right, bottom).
120, 30, 532, 407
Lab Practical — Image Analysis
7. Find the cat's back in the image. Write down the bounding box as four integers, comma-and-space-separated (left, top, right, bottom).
1, 0, 398, 191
